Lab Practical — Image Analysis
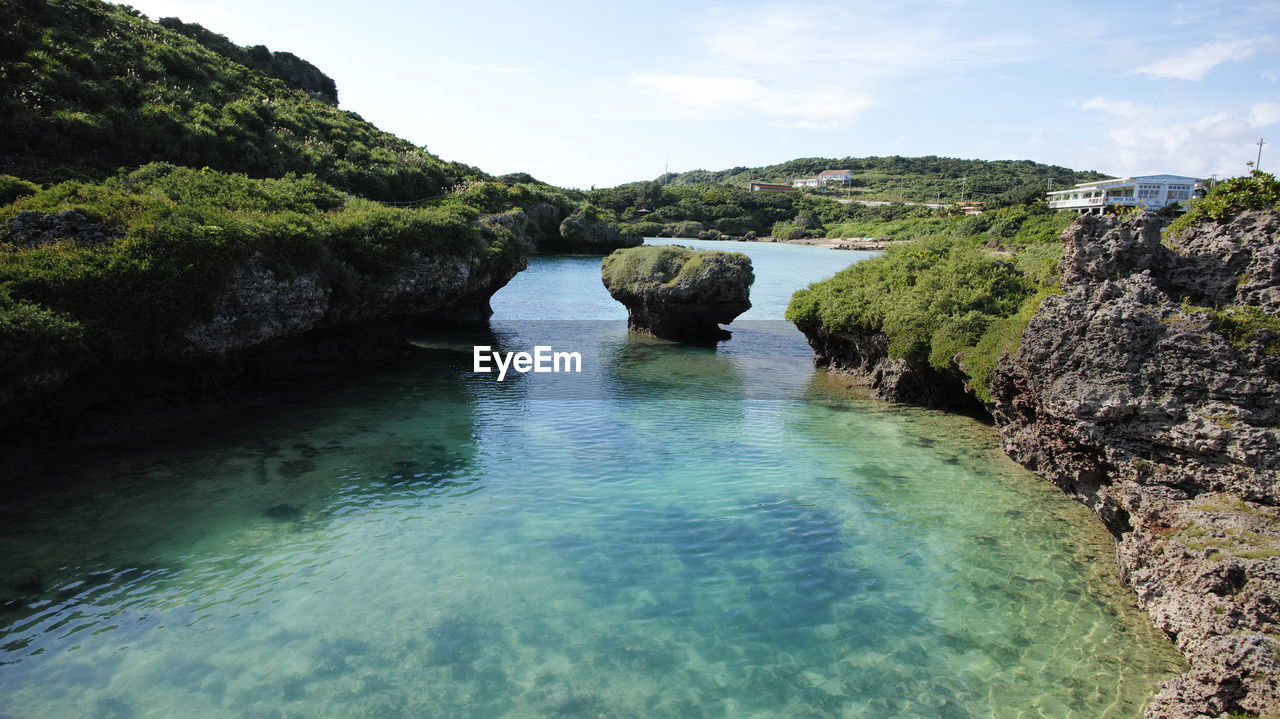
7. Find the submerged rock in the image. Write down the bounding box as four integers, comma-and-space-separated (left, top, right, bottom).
988, 211, 1280, 719
601, 245, 753, 342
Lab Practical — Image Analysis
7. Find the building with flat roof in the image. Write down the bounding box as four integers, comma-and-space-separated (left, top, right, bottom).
1047, 174, 1200, 214
749, 182, 795, 192
817, 169, 853, 185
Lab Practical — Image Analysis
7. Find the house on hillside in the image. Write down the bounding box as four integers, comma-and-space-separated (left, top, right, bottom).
749, 182, 795, 192
817, 169, 853, 186
792, 177, 820, 188
1047, 174, 1200, 214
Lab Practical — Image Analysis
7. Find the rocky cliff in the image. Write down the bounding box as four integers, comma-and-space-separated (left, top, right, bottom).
601, 245, 753, 342
790, 209, 1280, 717
0, 208, 531, 472
791, 321, 980, 410
989, 211, 1280, 719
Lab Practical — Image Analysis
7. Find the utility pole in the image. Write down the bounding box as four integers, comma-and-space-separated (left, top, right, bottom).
1257, 138, 1266, 172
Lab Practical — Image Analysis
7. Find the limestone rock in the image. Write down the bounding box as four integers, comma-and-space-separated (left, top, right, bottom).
6, 209, 124, 247
183, 263, 330, 355
989, 210, 1280, 719
601, 245, 752, 342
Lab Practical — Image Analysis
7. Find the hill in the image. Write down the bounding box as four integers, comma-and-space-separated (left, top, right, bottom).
653, 155, 1108, 204
156, 17, 339, 106
0, 0, 639, 455
0, 0, 473, 200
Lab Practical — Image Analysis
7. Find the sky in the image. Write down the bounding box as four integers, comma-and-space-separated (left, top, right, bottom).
124, 0, 1280, 189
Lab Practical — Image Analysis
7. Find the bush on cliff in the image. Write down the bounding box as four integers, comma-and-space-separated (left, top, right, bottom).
0, 164, 493, 377
1167, 171, 1280, 236
787, 230, 1064, 401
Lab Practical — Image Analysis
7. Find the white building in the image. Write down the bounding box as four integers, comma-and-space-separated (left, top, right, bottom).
1047, 174, 1200, 214
792, 177, 820, 188
817, 169, 854, 185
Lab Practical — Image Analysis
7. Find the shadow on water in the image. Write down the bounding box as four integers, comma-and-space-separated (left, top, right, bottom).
0, 344, 484, 631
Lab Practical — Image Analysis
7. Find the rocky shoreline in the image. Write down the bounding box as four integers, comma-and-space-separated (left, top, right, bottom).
0, 205, 643, 482
795, 211, 1280, 718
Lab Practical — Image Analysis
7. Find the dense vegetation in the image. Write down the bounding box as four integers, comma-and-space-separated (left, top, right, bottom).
156, 17, 339, 105
787, 172, 1280, 403
587, 177, 1077, 242
786, 207, 1071, 401
600, 244, 748, 292
1166, 170, 1280, 236
650, 156, 1107, 204
0, 0, 478, 200
0, 1, 644, 384
0, 164, 513, 378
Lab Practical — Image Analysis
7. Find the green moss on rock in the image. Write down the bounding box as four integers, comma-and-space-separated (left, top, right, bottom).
601, 245, 753, 342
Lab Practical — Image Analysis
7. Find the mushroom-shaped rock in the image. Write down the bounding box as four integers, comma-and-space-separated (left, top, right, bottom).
601, 245, 753, 342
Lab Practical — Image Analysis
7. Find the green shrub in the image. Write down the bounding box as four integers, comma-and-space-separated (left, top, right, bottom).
601, 244, 749, 292
0, 0, 468, 200
0, 175, 41, 205
626, 221, 664, 238
787, 233, 1056, 399
0, 164, 492, 377
1168, 171, 1280, 235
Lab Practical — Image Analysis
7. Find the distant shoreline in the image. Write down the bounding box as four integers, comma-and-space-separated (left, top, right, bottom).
649, 236, 891, 251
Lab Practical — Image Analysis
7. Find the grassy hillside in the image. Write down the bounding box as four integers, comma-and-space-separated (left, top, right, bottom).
0, 0, 477, 200
588, 179, 1077, 242
156, 17, 339, 106
652, 156, 1107, 204
0, 0, 636, 387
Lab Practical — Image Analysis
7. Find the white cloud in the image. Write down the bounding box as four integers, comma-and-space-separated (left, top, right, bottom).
1077, 97, 1148, 118
631, 74, 760, 110
1078, 96, 1279, 177
1250, 101, 1280, 126
1134, 37, 1265, 81
626, 2, 1039, 130
631, 73, 874, 128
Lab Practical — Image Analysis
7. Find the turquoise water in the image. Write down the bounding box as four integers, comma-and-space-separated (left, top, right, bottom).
0, 240, 1182, 717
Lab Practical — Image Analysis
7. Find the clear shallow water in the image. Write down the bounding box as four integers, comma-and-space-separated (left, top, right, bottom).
0, 240, 1183, 717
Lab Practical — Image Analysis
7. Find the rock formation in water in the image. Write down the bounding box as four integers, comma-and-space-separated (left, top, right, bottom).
988, 211, 1280, 719
601, 245, 753, 342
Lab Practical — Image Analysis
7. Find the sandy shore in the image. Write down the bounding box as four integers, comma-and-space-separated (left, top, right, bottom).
769, 237, 890, 251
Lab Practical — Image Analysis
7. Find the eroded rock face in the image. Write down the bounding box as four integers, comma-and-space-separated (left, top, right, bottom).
989, 211, 1280, 719
183, 264, 330, 355
180, 211, 532, 357
601, 245, 752, 342
793, 322, 981, 411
